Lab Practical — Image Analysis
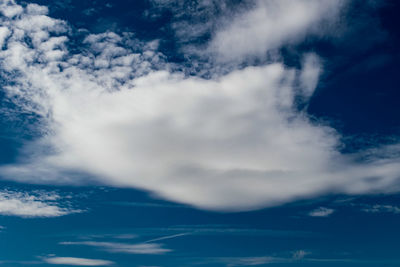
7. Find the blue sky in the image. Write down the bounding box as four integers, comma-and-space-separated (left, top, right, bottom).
0, 0, 400, 266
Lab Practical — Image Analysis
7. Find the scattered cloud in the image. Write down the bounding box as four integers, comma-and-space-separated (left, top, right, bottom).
292, 250, 310, 260
196, 250, 311, 266
76, 233, 138, 240
0, 1, 399, 212
362, 204, 400, 214
60, 241, 171, 254
309, 207, 335, 217
0, 190, 80, 218
190, 256, 288, 266
43, 257, 114, 266
64, 227, 310, 242
225, 256, 279, 266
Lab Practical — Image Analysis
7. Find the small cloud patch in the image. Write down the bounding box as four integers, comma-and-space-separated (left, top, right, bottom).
308, 207, 334, 217
362, 204, 400, 214
43, 256, 114, 266
0, 190, 81, 218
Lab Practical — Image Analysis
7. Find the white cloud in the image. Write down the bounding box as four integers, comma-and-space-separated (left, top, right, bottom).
227, 250, 310, 266
225, 256, 278, 266
203, 252, 310, 266
0, 1, 399, 212
0, 1, 23, 18
362, 204, 400, 214
308, 207, 335, 217
0, 26, 10, 48
60, 241, 171, 254
43, 257, 113, 266
299, 53, 321, 99
208, 0, 347, 61
152, 0, 346, 64
0, 190, 80, 218
76, 233, 138, 240
196, 252, 359, 266
292, 250, 310, 260
118, 226, 306, 237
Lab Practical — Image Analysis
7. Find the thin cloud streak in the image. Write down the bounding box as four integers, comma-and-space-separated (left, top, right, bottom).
143, 233, 189, 243
43, 257, 114, 266
60, 241, 171, 254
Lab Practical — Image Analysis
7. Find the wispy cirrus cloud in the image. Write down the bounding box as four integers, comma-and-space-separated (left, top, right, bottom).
143, 233, 188, 243
137, 226, 310, 238
361, 204, 400, 214
59, 232, 190, 255
60, 241, 171, 255
43, 256, 114, 266
64, 226, 311, 244
193, 250, 310, 266
0, 0, 399, 212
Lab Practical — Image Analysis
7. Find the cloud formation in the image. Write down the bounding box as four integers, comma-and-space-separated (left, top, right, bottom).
60, 241, 171, 254
0, 189, 79, 217
208, 0, 347, 61
362, 204, 400, 214
198, 250, 310, 267
43, 257, 113, 266
308, 207, 334, 217
0, 1, 399, 211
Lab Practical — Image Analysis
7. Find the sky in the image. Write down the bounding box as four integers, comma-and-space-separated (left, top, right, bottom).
0, 0, 400, 266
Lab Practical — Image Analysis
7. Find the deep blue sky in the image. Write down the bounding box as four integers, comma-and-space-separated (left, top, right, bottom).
0, 0, 400, 266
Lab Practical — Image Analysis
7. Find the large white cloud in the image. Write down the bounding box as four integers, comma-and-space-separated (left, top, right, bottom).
0, 0, 399, 211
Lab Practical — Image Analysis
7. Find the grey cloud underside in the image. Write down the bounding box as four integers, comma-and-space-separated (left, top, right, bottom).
0, 0, 399, 211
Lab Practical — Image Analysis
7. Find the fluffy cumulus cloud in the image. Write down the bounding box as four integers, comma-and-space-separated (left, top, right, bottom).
0, 1, 399, 211
0, 189, 79, 217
